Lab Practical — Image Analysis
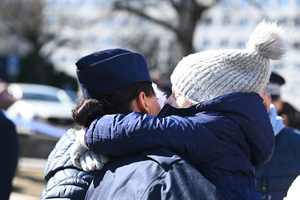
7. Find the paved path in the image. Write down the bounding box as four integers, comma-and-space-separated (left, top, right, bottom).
17, 157, 47, 171
10, 157, 47, 200
10, 192, 40, 200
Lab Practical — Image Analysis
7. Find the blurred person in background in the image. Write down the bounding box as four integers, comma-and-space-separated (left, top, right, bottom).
41, 48, 224, 200
255, 84, 300, 200
278, 102, 300, 130
0, 109, 19, 200
150, 70, 172, 96
266, 72, 285, 113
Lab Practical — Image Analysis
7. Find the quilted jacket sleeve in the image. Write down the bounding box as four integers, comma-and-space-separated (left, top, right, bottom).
41, 169, 94, 200
41, 129, 94, 200
86, 113, 229, 164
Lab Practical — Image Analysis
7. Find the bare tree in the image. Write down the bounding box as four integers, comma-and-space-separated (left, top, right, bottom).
113, 0, 217, 57
0, 0, 53, 84
0, 0, 218, 86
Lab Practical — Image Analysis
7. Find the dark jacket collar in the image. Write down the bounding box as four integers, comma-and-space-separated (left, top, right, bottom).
157, 92, 263, 118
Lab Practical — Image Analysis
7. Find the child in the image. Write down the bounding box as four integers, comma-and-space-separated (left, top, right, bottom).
72, 20, 287, 199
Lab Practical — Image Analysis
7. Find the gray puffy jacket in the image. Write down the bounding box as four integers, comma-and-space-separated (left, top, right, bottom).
41, 129, 94, 200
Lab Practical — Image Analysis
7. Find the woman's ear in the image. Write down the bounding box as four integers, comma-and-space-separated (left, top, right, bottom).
136, 92, 150, 114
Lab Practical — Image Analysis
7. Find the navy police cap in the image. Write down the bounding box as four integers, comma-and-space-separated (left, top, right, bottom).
76, 48, 152, 98
269, 72, 285, 85
266, 72, 285, 98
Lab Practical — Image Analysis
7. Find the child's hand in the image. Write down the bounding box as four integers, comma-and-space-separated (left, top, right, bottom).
70, 129, 109, 171
78, 151, 109, 172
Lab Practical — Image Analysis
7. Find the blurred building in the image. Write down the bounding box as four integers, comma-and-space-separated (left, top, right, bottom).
195, 0, 300, 111
1, 0, 300, 110
41, 0, 177, 78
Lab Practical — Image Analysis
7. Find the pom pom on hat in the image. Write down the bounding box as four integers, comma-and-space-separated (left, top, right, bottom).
247, 20, 287, 60
170, 19, 288, 104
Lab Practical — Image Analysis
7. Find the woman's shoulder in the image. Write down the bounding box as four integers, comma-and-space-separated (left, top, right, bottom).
43, 128, 78, 180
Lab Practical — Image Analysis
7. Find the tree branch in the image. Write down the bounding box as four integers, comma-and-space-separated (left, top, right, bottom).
167, 0, 180, 16
114, 2, 177, 32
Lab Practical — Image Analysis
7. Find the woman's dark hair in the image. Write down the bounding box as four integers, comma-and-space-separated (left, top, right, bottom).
72, 81, 154, 127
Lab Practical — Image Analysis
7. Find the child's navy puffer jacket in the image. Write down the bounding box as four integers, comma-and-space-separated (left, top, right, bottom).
86, 92, 275, 200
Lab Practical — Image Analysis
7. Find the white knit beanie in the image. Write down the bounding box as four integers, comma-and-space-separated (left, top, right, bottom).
171, 20, 288, 104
